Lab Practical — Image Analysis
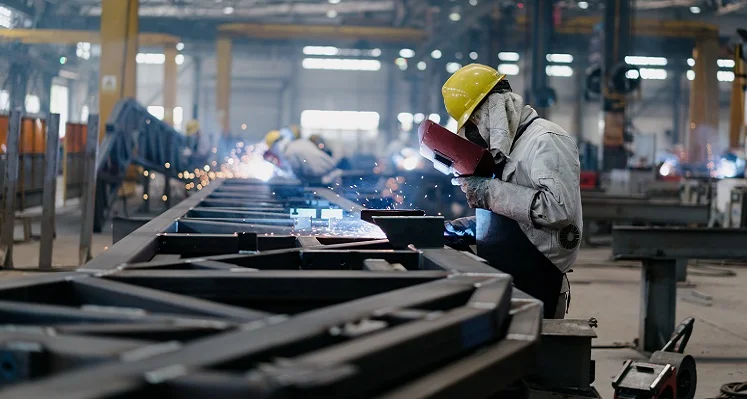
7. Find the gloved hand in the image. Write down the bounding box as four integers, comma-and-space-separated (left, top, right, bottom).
452, 176, 491, 209
444, 216, 476, 238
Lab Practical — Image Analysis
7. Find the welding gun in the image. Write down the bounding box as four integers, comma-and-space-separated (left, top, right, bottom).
418, 120, 495, 177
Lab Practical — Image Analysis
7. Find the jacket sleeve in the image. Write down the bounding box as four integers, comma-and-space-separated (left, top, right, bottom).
482, 132, 579, 228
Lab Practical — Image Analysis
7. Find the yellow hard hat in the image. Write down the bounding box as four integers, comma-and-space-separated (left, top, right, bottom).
442, 63, 506, 132
265, 130, 282, 147
185, 120, 200, 136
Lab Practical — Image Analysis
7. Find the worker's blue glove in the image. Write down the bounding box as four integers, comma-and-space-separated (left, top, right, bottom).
444, 217, 476, 237
452, 176, 491, 209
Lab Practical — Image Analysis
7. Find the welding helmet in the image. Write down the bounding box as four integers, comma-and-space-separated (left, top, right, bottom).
265, 130, 282, 147
185, 120, 200, 136
442, 64, 507, 132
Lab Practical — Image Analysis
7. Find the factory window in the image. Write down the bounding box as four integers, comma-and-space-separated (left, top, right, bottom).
638, 68, 667, 80
50, 85, 69, 138
0, 90, 8, 111
25, 95, 40, 114
546, 53, 573, 63
76, 42, 91, 60
173, 106, 183, 128
718, 71, 735, 82
0, 7, 11, 29
302, 46, 381, 57
498, 52, 520, 62
136, 53, 166, 65
625, 56, 667, 66
147, 106, 165, 119
497, 64, 520, 76
546, 65, 573, 77
301, 58, 381, 71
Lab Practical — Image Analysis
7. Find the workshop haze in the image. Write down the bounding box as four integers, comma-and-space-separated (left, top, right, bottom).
0, 0, 746, 398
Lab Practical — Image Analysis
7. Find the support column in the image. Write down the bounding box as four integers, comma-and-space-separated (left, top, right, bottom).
639, 259, 677, 352
385, 57, 398, 142
192, 56, 202, 120
216, 36, 233, 137
527, 0, 553, 118
729, 45, 745, 150
8, 63, 29, 112
572, 57, 586, 142
688, 37, 720, 163
98, 0, 138, 141
601, 0, 631, 170
39, 73, 53, 118
672, 70, 684, 146
163, 43, 178, 126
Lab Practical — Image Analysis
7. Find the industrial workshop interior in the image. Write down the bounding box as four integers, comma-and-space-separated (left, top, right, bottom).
1, 0, 747, 398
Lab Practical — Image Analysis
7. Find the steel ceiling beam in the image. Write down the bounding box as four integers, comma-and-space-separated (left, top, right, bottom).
217, 22, 427, 44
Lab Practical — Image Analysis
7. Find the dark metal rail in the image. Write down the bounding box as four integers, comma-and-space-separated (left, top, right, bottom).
0, 178, 542, 398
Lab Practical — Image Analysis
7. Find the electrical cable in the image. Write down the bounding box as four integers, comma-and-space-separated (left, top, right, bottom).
705, 381, 747, 398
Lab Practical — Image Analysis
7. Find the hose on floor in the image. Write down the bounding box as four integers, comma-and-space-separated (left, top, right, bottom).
705, 381, 747, 398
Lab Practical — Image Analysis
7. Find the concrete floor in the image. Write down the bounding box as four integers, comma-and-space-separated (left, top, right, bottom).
3, 204, 747, 397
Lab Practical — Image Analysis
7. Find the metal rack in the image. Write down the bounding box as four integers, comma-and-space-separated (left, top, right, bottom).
0, 179, 542, 398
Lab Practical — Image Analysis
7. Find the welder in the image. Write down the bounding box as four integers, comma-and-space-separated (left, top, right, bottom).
265, 130, 341, 185
442, 64, 582, 319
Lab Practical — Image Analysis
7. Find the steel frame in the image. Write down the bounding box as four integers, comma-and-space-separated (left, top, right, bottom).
0, 179, 542, 398
613, 226, 747, 352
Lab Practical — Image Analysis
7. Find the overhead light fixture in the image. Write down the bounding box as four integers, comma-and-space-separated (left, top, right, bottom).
578, 1, 589, 9
546, 53, 573, 63
718, 59, 736, 68
176, 42, 184, 51
431, 49, 442, 59
59, 56, 67, 65
497, 64, 520, 75
329, 0, 341, 3
689, 6, 700, 13
371, 48, 382, 57
446, 62, 462, 73
687, 58, 695, 67
469, 0, 478, 5
399, 48, 415, 58
686, 70, 695, 80
223, 6, 234, 14
417, 61, 427, 71
327, 9, 338, 18
449, 12, 461, 21
413, 113, 425, 123
498, 52, 520, 61
395, 57, 408, 71
624, 56, 667, 66
469, 52, 478, 60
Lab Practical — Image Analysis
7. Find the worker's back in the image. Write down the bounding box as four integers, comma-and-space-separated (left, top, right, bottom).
282, 138, 338, 179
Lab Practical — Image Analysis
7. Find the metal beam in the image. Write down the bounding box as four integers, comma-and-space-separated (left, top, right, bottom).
613, 226, 747, 260
0, 29, 179, 46
217, 23, 426, 44
162, 43, 178, 127
582, 199, 709, 225
216, 36, 232, 136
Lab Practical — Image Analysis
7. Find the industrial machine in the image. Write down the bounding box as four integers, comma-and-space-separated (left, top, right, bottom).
727, 186, 747, 227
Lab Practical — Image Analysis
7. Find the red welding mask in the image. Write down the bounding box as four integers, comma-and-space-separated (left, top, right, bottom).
418, 120, 494, 177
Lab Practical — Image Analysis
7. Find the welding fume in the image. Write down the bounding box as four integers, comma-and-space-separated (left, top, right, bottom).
421, 63, 583, 319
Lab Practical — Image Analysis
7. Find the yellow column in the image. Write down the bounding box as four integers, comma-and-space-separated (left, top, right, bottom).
98, 0, 138, 141
216, 36, 233, 136
729, 46, 745, 149
687, 36, 720, 163
163, 43, 178, 126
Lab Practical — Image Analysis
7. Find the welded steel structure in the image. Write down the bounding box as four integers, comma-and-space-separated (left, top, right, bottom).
0, 179, 541, 398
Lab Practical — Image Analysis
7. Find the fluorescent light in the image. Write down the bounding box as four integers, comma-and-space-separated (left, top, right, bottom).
639, 68, 667, 80
718, 59, 736, 68
136, 53, 166, 64
326, 9, 338, 18
718, 71, 735, 82
371, 48, 381, 57
329, 0, 341, 3
625, 69, 640, 79
546, 65, 573, 77
449, 12, 461, 21
399, 48, 415, 58
303, 46, 339, 56
625, 56, 667, 66
498, 52, 520, 61
687, 58, 695, 67
176, 42, 184, 51
175, 54, 185, 65
446, 62, 462, 73
689, 6, 700, 13
469, 52, 478, 60
431, 50, 442, 59
302, 58, 381, 71
497, 63, 520, 75
578, 1, 589, 9
395, 57, 408, 71
469, 0, 478, 5
417, 61, 426, 71
301, 110, 380, 131
428, 114, 441, 123
223, 6, 234, 14
546, 53, 573, 63
397, 112, 414, 124
687, 70, 695, 80
413, 113, 425, 123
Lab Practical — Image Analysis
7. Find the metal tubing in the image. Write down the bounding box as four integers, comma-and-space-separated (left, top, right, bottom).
79, 115, 100, 264
39, 113, 61, 269
640, 259, 677, 352
1, 110, 22, 269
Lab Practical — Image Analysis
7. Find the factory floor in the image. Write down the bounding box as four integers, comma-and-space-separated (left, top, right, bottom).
3, 211, 747, 398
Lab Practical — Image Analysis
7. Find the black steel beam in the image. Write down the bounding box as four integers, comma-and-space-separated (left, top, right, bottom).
583, 199, 709, 225
613, 226, 747, 259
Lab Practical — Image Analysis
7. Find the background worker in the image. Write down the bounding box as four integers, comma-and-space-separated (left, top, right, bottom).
442, 64, 583, 319
265, 129, 341, 185
183, 120, 213, 169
